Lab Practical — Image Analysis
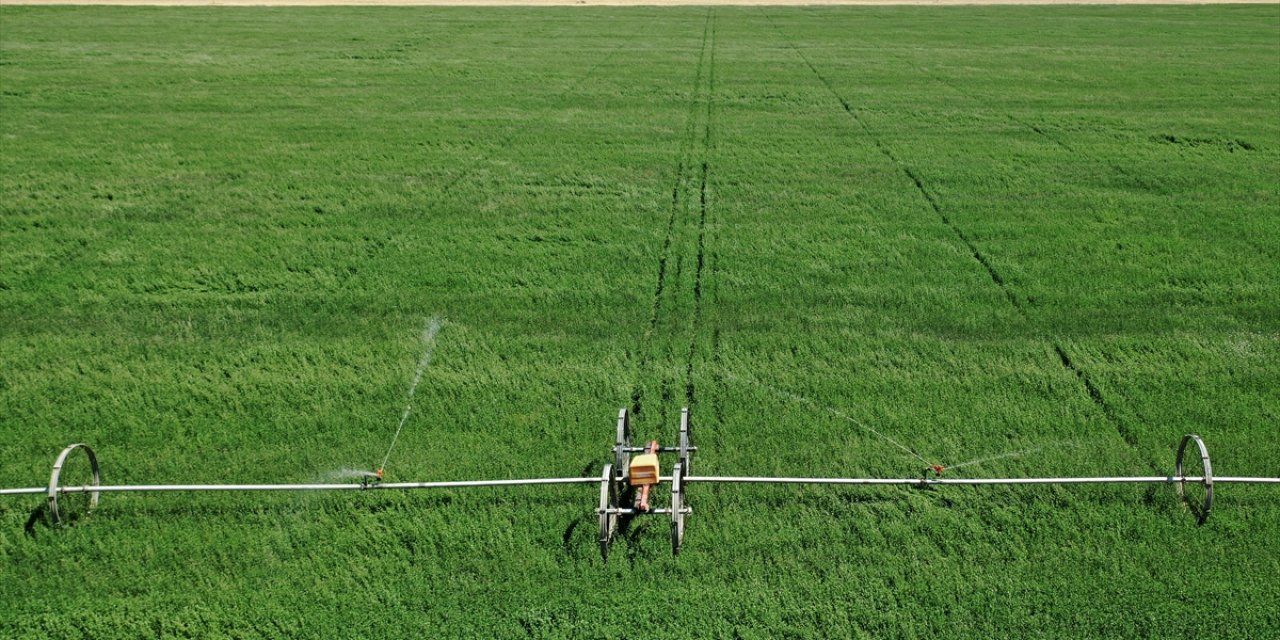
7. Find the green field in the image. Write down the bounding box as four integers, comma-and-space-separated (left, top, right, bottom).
2, 5, 1278, 637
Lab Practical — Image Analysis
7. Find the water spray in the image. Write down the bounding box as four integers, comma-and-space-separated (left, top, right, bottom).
723, 371, 935, 468
376, 316, 445, 480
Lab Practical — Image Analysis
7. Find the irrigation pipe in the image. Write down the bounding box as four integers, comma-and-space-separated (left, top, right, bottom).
2, 423, 1275, 557
5, 475, 1274, 498
1, 477, 601, 496
684, 476, 1279, 485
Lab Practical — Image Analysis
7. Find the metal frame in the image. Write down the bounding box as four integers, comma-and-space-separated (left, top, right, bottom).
47, 443, 101, 526
1176, 434, 1214, 525
594, 408, 697, 558
1, 409, 1277, 557
598, 463, 618, 561
678, 408, 694, 472
614, 408, 632, 479
671, 462, 686, 554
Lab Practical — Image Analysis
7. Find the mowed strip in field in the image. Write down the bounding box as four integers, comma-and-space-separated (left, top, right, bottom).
1, 6, 1277, 637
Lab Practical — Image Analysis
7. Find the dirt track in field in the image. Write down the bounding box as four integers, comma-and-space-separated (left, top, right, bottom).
3, 0, 1275, 6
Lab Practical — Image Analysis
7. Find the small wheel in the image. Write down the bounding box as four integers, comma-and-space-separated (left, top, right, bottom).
678, 407, 693, 473
670, 463, 686, 555
614, 408, 632, 479
48, 443, 101, 527
1176, 434, 1214, 525
598, 463, 618, 561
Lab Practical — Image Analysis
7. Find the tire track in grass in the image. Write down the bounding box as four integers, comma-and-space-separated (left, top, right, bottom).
762, 11, 1152, 468
402, 20, 624, 199
901, 166, 1025, 315
426, 44, 623, 200
686, 15, 718, 410
631, 9, 715, 428
884, 52, 1166, 196
878, 46, 1158, 458
1052, 345, 1139, 450
623, 14, 717, 563
761, 12, 1018, 314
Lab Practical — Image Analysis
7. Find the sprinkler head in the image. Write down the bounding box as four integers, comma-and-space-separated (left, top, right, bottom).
376, 468, 384, 481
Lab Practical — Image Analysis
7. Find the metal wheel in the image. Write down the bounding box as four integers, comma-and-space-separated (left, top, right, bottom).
598, 463, 618, 561
670, 462, 686, 555
678, 407, 693, 473
48, 443, 101, 527
1176, 434, 1214, 525
614, 408, 632, 480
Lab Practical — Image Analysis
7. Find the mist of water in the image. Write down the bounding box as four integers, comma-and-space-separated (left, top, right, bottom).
723, 370, 933, 467
323, 467, 380, 481
943, 447, 1044, 472
942, 440, 1088, 473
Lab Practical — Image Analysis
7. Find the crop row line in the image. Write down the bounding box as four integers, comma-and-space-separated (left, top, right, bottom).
873, 41, 1161, 465
761, 11, 1150, 468
880, 44, 1167, 200
339, 43, 625, 303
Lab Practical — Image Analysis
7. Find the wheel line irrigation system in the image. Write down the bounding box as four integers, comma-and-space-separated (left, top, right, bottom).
3, 408, 1277, 560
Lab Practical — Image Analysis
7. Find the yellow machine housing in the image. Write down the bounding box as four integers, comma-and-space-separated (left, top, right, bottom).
629, 453, 661, 486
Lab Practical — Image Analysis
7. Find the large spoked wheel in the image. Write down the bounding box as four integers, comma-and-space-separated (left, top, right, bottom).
670, 462, 686, 555
48, 443, 101, 527
678, 407, 693, 472
1176, 434, 1214, 525
598, 463, 619, 561
614, 408, 632, 479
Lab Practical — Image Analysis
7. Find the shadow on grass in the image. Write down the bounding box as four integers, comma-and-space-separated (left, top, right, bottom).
24, 504, 47, 537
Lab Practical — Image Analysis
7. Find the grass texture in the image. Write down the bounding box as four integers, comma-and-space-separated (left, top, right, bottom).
1, 5, 1278, 638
